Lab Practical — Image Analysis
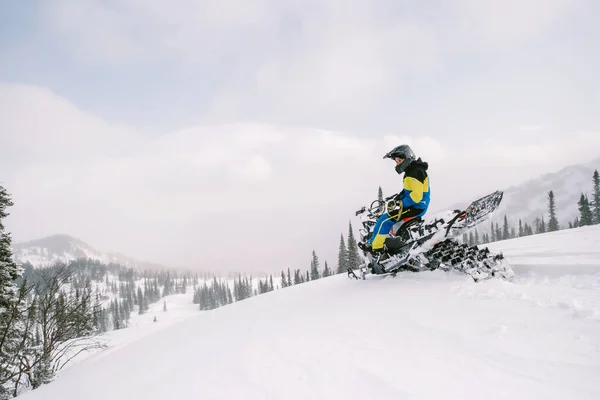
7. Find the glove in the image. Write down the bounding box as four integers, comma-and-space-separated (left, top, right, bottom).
386, 199, 403, 220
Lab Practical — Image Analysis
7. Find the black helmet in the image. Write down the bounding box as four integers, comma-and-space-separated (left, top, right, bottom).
383, 144, 416, 174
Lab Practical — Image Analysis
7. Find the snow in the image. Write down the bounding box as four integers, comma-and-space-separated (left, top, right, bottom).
17, 226, 600, 400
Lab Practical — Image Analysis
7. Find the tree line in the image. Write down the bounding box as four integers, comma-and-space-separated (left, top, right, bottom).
460, 169, 600, 245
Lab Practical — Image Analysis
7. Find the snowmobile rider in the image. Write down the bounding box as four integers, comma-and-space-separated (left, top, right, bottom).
364, 144, 430, 252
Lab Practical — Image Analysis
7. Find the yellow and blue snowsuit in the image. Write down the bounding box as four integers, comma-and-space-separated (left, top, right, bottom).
368, 158, 430, 250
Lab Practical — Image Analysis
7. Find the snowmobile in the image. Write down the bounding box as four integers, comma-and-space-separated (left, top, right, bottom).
348, 190, 515, 282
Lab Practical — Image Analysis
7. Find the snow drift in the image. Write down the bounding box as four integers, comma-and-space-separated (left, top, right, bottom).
17, 226, 600, 400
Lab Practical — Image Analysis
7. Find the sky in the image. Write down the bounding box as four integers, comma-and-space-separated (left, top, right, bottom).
1, 0, 599, 274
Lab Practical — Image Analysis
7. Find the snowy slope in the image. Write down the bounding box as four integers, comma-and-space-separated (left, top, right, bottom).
17, 226, 600, 400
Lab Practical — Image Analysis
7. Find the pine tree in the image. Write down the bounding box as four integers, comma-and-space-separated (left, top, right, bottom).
0, 184, 20, 309
137, 287, 145, 314
322, 261, 331, 277
518, 219, 524, 237
346, 221, 361, 271
578, 193, 594, 225
310, 250, 321, 280
0, 184, 27, 399
280, 270, 287, 288
547, 190, 559, 231
377, 186, 383, 203
592, 170, 600, 224
336, 234, 348, 274
502, 215, 509, 240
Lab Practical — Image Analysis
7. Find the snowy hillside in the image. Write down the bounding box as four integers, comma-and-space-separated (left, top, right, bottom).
11, 234, 163, 270
490, 156, 599, 228
17, 225, 600, 400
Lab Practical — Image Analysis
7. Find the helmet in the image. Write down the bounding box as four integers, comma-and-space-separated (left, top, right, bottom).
383, 144, 416, 174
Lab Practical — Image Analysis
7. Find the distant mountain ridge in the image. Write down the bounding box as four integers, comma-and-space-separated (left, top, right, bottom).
489, 156, 600, 229
11, 234, 165, 270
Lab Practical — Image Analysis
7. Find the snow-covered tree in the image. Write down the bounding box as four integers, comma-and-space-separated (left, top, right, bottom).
0, 185, 27, 398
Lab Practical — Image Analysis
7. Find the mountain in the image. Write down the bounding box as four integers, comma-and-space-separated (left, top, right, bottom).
11, 234, 162, 269
492, 156, 600, 229
16, 225, 600, 400
444, 156, 600, 231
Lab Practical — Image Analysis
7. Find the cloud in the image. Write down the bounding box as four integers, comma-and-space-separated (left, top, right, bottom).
2, 83, 599, 274
450, 0, 586, 49
0, 83, 142, 165
33, 0, 587, 122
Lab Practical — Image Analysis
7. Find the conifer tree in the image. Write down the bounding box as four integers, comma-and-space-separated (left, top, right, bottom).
310, 250, 321, 280
547, 190, 559, 231
592, 170, 600, 224
137, 287, 145, 314
280, 271, 287, 288
502, 215, 509, 240
0, 185, 27, 399
346, 221, 361, 271
322, 261, 331, 277
377, 186, 383, 202
0, 184, 20, 309
518, 219, 524, 237
525, 222, 533, 235
578, 193, 594, 225
337, 234, 348, 274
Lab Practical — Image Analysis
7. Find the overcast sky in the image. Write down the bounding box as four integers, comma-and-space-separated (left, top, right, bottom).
1, 0, 599, 274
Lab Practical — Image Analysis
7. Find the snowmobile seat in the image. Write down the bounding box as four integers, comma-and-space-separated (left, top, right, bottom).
391, 216, 423, 237
384, 217, 423, 255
